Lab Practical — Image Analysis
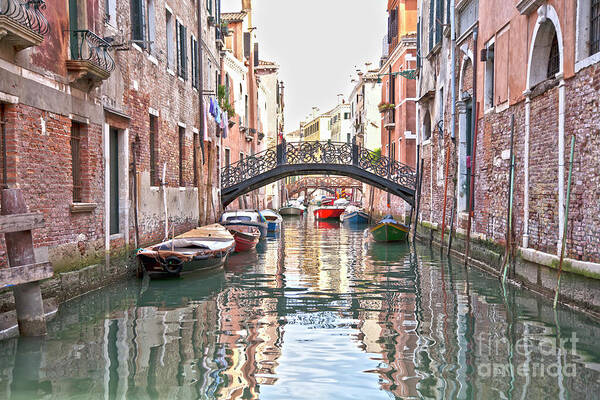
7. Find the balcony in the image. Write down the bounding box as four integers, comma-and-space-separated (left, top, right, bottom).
383, 108, 395, 130
0, 0, 49, 50
66, 30, 115, 90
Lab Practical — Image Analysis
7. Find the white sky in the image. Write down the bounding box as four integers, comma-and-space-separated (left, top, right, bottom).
221, 0, 387, 133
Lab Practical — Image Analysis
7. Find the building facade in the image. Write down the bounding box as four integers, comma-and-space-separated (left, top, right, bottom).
415, 0, 600, 267
329, 101, 352, 143
350, 69, 382, 151
0, 0, 226, 272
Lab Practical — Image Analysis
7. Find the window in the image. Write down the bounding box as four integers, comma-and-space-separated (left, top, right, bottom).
176, 20, 187, 79
178, 126, 185, 186
458, 0, 478, 37
244, 95, 248, 126
191, 36, 199, 88
130, 0, 146, 48
166, 10, 174, 69
207, 0, 212, 15
423, 111, 432, 141
547, 33, 560, 78
344, 112, 351, 119
240, 152, 244, 164
149, 114, 159, 186
225, 148, 230, 167
0, 104, 6, 188
146, 0, 156, 54
435, 0, 444, 45
484, 43, 495, 109
593, 0, 600, 54
71, 122, 82, 202
105, 0, 116, 26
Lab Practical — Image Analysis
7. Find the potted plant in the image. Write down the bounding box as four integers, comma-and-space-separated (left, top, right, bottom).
378, 102, 395, 113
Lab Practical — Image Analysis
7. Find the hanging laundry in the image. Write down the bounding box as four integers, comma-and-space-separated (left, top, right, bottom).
215, 103, 222, 125
209, 97, 216, 118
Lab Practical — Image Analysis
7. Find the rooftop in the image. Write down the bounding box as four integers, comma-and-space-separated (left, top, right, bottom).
221, 11, 247, 22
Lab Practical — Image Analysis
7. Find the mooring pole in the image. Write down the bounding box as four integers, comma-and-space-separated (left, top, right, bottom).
1, 189, 47, 336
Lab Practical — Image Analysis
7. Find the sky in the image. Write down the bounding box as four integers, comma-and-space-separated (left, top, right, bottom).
221, 0, 388, 133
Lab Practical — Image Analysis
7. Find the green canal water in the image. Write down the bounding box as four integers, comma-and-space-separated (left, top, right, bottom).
1, 217, 599, 399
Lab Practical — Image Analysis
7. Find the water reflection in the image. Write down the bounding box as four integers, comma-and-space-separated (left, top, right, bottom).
0, 218, 599, 399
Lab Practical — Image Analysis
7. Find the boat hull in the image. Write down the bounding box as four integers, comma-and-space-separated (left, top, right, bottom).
267, 221, 280, 232
220, 221, 268, 239
340, 211, 369, 224
232, 231, 259, 252
279, 206, 304, 216
314, 207, 345, 220
140, 252, 230, 278
370, 222, 409, 242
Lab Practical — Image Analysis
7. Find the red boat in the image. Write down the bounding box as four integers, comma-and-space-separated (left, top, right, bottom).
313, 207, 345, 220
226, 225, 261, 252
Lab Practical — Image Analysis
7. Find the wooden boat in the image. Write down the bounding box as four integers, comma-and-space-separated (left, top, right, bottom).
225, 224, 260, 252
220, 210, 268, 239
313, 206, 345, 220
340, 206, 369, 224
136, 224, 235, 278
370, 216, 410, 242
261, 209, 283, 232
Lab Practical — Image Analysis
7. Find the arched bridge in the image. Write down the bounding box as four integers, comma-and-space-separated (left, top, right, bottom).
286, 176, 364, 198
220, 140, 417, 207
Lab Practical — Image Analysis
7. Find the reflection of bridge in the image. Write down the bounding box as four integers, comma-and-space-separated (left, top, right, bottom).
221, 140, 417, 207
286, 176, 363, 198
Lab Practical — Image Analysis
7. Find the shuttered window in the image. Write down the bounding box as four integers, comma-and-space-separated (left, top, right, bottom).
130, 0, 146, 48
428, 0, 434, 51
435, 0, 444, 45
592, 0, 600, 55
176, 21, 187, 79
191, 37, 198, 88
193, 132, 198, 186
71, 122, 82, 202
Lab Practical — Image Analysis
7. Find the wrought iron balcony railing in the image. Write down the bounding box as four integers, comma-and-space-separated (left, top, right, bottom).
0, 0, 49, 36
70, 30, 115, 73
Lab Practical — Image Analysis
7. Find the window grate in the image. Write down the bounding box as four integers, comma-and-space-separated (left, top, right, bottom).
592, 0, 600, 55
71, 122, 82, 202
0, 104, 6, 189
547, 33, 560, 79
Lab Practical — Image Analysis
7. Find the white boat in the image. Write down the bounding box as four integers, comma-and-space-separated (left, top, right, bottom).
279, 201, 305, 216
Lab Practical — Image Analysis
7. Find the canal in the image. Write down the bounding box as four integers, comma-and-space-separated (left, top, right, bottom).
0, 217, 599, 399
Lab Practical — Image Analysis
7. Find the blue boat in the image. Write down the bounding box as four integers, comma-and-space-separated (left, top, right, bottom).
220, 210, 268, 239
340, 206, 370, 224
261, 209, 283, 232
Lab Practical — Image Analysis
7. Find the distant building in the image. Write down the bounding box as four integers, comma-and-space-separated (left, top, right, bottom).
330, 101, 353, 143
301, 108, 333, 142
349, 69, 382, 150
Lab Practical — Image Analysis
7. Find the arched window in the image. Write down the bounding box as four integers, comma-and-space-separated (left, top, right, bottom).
547, 33, 560, 78
528, 19, 562, 88
423, 110, 432, 141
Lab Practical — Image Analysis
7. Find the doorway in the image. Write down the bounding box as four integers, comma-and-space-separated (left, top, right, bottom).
109, 127, 120, 235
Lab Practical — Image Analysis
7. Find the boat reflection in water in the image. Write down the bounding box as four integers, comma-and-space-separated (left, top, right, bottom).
0, 220, 599, 399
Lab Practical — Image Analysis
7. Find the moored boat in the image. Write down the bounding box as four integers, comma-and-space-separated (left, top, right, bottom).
279, 201, 305, 216
261, 209, 283, 232
136, 224, 235, 278
369, 216, 410, 242
340, 206, 370, 224
226, 224, 261, 252
220, 210, 268, 239
313, 206, 346, 220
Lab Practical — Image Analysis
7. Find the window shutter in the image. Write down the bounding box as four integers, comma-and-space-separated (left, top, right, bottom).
140, 0, 147, 48
176, 20, 181, 76
130, 0, 141, 41
244, 32, 251, 59
417, 19, 421, 70
254, 42, 259, 66
387, 13, 391, 43
183, 25, 187, 79
429, 0, 434, 51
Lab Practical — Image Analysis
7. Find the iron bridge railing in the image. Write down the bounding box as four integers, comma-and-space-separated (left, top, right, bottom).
70, 30, 115, 73
0, 0, 49, 36
221, 140, 417, 191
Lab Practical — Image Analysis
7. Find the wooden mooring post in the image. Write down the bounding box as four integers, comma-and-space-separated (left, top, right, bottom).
0, 188, 52, 336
